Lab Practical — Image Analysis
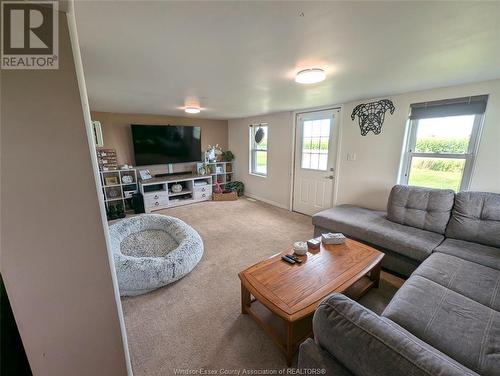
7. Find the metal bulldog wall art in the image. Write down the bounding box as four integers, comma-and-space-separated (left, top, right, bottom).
351, 99, 395, 136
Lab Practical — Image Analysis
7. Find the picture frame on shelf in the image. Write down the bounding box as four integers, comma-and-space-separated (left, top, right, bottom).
104, 176, 119, 185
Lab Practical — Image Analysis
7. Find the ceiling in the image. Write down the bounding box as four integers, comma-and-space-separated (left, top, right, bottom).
75, 1, 500, 120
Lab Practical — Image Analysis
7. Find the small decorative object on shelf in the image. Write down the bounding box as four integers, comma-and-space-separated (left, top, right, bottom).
121, 175, 134, 184
171, 183, 183, 193
139, 169, 152, 180
293, 241, 308, 255
96, 148, 118, 170
196, 162, 207, 175
321, 232, 346, 245
206, 144, 224, 162
106, 186, 121, 198
307, 238, 321, 250
104, 176, 119, 185
213, 181, 223, 194
351, 99, 395, 136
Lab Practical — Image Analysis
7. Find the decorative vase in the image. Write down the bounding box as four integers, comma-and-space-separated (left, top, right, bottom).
171, 183, 183, 193
122, 175, 133, 184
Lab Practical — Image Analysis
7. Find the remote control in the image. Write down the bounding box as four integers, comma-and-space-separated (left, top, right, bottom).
281, 255, 296, 264
286, 254, 302, 264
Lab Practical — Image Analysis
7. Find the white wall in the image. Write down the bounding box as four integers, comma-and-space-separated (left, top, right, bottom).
337, 79, 500, 210
229, 112, 294, 208
228, 79, 500, 212
0, 10, 129, 376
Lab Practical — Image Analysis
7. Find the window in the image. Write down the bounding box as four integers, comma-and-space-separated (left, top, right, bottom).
301, 118, 331, 170
400, 95, 487, 192
249, 123, 268, 176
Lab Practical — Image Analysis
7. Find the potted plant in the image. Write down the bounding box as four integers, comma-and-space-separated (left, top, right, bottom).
222, 150, 235, 162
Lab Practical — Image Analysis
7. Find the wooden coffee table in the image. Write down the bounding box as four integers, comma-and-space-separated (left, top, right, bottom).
238, 238, 384, 365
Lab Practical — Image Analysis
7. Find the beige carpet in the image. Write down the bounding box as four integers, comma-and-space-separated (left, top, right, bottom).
120, 198, 403, 375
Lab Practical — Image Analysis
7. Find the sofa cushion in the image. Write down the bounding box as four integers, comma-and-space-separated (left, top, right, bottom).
435, 238, 500, 270
314, 293, 478, 376
413, 252, 500, 310
446, 191, 500, 248
387, 185, 455, 234
313, 205, 444, 261
382, 275, 500, 376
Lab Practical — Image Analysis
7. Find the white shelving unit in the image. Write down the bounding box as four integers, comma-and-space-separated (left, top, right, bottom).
100, 169, 138, 213
206, 161, 234, 189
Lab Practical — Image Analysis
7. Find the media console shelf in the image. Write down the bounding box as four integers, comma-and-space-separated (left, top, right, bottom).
139, 174, 213, 213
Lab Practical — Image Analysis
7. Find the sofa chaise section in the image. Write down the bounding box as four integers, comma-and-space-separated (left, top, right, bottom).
313, 205, 446, 277
383, 261, 500, 376
302, 293, 478, 376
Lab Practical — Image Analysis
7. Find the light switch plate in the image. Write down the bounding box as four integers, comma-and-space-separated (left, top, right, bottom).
347, 152, 357, 161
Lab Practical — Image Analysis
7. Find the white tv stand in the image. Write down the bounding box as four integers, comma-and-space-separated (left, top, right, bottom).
139, 174, 213, 213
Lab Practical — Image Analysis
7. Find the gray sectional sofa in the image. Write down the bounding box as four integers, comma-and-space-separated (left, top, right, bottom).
299, 186, 500, 375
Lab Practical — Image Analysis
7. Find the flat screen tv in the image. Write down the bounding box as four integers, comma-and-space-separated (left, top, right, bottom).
131, 124, 202, 166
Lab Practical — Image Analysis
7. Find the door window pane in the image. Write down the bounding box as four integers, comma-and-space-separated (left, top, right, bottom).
408, 157, 465, 192
310, 153, 319, 170
318, 154, 328, 170
301, 118, 330, 171
414, 115, 474, 154
301, 153, 311, 169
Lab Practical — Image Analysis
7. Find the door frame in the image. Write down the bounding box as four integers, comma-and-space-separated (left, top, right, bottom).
68, 5, 133, 375
289, 106, 343, 213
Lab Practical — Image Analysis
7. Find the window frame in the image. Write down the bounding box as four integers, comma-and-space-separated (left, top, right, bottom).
399, 113, 484, 191
249, 123, 268, 177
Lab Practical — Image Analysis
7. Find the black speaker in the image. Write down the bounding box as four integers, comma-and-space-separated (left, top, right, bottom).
132, 193, 145, 214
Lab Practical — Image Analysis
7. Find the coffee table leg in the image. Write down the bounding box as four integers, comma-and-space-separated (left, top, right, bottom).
285, 321, 294, 366
370, 261, 382, 288
241, 282, 251, 314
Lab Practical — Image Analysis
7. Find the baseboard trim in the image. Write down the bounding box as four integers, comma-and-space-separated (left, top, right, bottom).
244, 193, 290, 210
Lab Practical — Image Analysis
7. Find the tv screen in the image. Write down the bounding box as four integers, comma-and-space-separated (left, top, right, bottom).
131, 124, 202, 166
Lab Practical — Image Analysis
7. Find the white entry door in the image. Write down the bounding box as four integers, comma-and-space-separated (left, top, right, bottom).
292, 109, 339, 216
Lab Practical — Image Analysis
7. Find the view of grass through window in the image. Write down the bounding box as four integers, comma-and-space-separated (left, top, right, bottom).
407, 115, 474, 191
301, 119, 330, 170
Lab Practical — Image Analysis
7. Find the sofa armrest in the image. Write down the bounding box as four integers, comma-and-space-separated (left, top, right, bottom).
313, 293, 478, 376
298, 338, 352, 375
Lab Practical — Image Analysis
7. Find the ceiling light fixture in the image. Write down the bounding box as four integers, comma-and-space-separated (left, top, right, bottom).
185, 106, 201, 114
295, 68, 326, 84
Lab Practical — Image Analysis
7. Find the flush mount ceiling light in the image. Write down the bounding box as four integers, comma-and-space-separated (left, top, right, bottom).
295, 68, 326, 84
185, 106, 201, 114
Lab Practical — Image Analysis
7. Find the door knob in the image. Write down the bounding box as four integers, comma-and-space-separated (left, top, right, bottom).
324, 176, 334, 180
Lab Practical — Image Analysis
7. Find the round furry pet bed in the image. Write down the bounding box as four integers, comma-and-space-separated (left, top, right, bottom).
109, 214, 203, 296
